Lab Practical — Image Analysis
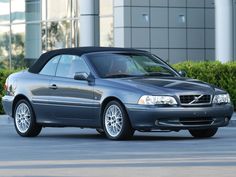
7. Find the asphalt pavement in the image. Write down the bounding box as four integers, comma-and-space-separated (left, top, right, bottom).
0, 114, 236, 177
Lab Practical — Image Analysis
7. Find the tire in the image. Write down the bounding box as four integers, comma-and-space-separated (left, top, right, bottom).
96, 128, 105, 136
189, 128, 218, 138
14, 99, 42, 137
103, 100, 134, 140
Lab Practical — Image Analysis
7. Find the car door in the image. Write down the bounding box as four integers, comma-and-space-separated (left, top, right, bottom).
49, 55, 99, 126
31, 55, 61, 122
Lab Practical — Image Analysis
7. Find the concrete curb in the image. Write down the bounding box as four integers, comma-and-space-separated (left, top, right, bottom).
0, 115, 13, 125
228, 118, 236, 127
1, 114, 236, 126
229, 121, 236, 127
225, 112, 236, 127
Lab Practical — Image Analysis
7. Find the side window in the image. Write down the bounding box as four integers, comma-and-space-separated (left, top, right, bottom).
39, 55, 60, 76
56, 55, 90, 78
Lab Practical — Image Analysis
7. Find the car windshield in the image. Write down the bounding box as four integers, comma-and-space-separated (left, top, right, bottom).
86, 53, 178, 78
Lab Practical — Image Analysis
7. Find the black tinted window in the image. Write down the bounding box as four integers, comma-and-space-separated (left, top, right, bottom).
56, 55, 90, 78
40, 55, 60, 76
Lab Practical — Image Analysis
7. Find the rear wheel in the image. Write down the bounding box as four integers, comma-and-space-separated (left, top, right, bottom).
189, 128, 218, 138
103, 101, 134, 140
14, 99, 42, 137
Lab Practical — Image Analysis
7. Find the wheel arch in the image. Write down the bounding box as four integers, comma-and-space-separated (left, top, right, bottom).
12, 94, 31, 117
100, 96, 130, 128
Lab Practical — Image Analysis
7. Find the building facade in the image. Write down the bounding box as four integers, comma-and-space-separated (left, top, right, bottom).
114, 0, 215, 63
0, 0, 235, 70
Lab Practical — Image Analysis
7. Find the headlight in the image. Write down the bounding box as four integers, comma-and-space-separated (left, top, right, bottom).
138, 95, 177, 105
213, 94, 231, 104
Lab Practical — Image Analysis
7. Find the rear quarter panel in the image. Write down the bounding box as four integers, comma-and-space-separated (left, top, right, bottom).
4, 71, 52, 118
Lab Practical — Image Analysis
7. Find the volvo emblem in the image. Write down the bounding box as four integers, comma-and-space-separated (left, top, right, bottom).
189, 95, 204, 104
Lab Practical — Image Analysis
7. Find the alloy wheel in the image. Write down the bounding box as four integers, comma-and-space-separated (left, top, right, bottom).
104, 104, 123, 137
15, 103, 31, 133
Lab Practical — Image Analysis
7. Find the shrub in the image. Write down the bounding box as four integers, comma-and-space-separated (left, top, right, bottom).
0, 69, 15, 114
173, 61, 236, 109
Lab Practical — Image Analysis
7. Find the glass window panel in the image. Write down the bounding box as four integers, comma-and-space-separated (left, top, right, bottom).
42, 0, 46, 20
100, 0, 113, 16
11, 24, 26, 69
41, 22, 47, 52
72, 0, 79, 18
12, 0, 41, 23
25, 0, 41, 22
11, 0, 25, 23
47, 0, 71, 20
100, 17, 113, 47
71, 20, 79, 47
40, 55, 60, 76
56, 55, 75, 78
25, 23, 41, 62
56, 55, 90, 78
0, 0, 10, 24
46, 20, 71, 50
0, 26, 10, 69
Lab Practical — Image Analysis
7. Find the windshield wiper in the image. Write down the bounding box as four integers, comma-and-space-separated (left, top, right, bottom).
104, 73, 139, 78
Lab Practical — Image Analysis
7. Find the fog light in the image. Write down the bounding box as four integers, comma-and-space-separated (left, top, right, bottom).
225, 117, 229, 122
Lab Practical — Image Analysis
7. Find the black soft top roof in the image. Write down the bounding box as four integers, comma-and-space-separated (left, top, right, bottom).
28, 47, 143, 73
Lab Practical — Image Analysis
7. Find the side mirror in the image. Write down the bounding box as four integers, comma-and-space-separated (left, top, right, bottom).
74, 72, 89, 81
178, 70, 187, 77
74, 72, 95, 83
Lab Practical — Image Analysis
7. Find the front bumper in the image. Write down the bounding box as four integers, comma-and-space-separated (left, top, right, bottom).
125, 104, 234, 131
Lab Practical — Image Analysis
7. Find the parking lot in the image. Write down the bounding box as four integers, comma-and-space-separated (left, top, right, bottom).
0, 116, 236, 177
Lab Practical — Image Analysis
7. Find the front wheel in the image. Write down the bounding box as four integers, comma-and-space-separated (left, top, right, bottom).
189, 128, 218, 138
103, 101, 134, 140
14, 99, 42, 137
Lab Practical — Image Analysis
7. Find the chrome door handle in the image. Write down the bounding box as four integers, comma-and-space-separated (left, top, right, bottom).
49, 84, 57, 89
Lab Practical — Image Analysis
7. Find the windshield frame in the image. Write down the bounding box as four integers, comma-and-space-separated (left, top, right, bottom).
84, 51, 181, 79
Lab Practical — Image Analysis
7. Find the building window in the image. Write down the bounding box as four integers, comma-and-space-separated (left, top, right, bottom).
11, 24, 25, 69
46, 20, 72, 50
11, 0, 25, 23
100, 0, 114, 47
0, 0, 10, 25
47, 0, 71, 20
0, 26, 10, 69
0, 0, 81, 69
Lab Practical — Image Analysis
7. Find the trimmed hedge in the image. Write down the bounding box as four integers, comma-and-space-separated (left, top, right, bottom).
173, 61, 236, 109
0, 69, 15, 114
0, 61, 235, 114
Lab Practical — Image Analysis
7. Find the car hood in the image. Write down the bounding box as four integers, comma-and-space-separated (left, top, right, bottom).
113, 77, 217, 95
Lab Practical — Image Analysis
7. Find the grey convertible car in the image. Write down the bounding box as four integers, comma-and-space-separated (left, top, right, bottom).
2, 47, 234, 140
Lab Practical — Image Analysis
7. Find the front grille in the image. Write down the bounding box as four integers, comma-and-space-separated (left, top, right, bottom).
179, 117, 213, 125
179, 95, 211, 105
